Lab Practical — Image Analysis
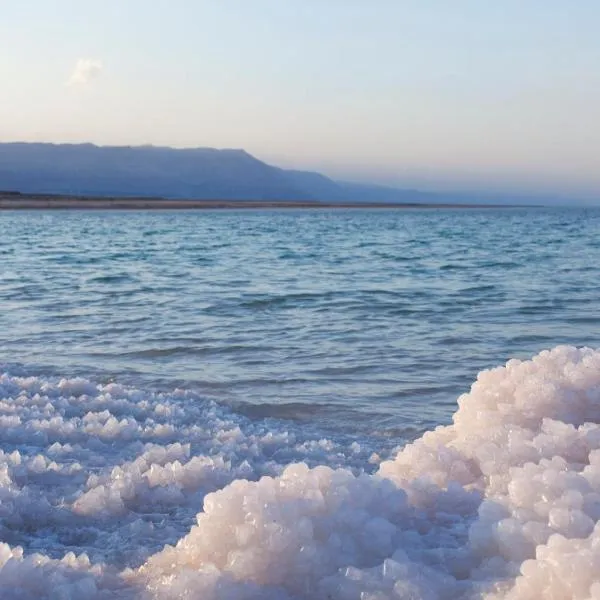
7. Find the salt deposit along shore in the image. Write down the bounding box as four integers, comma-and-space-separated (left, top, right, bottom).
1, 345, 600, 599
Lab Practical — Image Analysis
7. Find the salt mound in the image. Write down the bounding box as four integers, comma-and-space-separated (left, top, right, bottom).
138, 346, 600, 599
1, 346, 600, 598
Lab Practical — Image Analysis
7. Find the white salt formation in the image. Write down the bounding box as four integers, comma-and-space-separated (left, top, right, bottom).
1, 346, 600, 599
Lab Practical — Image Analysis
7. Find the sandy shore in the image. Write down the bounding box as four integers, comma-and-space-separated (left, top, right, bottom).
0, 192, 519, 210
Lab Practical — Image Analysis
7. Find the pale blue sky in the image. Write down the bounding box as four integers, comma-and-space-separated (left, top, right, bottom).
1, 1, 599, 197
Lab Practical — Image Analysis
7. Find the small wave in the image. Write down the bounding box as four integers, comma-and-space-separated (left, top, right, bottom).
109, 343, 275, 359
86, 273, 139, 284
517, 303, 567, 315
459, 284, 498, 294
479, 260, 521, 269
229, 400, 339, 421
238, 291, 339, 310
439, 262, 470, 271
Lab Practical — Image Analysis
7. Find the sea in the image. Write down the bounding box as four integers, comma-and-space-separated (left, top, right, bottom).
1, 206, 599, 599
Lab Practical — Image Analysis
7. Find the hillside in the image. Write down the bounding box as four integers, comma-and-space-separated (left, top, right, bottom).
0, 143, 317, 201
0, 142, 428, 203
0, 142, 558, 205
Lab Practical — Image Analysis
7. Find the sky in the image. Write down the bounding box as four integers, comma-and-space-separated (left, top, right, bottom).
1, 1, 600, 198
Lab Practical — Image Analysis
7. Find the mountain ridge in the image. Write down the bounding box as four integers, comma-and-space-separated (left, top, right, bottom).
0, 142, 569, 205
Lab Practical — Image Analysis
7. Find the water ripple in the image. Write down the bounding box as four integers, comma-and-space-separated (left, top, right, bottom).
1, 207, 599, 437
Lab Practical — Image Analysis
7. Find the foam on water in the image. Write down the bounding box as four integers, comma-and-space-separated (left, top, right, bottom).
1, 346, 600, 599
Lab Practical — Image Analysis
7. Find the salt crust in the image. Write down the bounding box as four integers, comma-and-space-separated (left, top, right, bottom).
1, 346, 600, 599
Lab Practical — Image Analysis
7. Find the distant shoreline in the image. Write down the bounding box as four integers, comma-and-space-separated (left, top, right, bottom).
0, 193, 534, 210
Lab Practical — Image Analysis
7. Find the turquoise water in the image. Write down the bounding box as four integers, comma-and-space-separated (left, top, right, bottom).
1, 207, 599, 445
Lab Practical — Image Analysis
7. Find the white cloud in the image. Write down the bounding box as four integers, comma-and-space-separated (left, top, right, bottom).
68, 58, 103, 86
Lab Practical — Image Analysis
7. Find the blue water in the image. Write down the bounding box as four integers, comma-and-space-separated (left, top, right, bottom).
1, 207, 599, 447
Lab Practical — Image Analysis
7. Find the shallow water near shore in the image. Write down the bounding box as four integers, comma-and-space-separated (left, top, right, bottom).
1, 207, 600, 598
1, 207, 599, 440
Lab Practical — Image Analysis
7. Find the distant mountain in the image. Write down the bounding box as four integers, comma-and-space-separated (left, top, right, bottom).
0, 142, 563, 205
0, 143, 317, 201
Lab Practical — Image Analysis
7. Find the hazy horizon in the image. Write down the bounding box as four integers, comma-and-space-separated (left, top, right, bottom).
1, 139, 596, 204
2, 1, 600, 200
